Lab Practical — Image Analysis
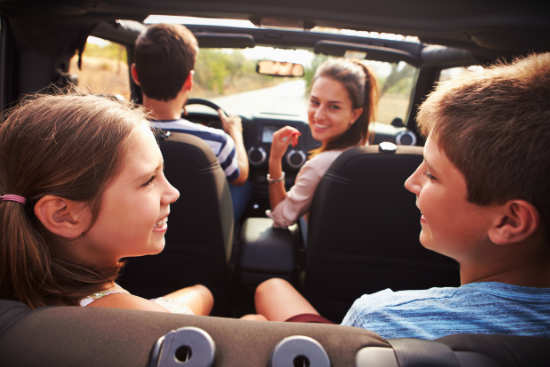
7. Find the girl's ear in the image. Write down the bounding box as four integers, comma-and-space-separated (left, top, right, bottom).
131, 64, 141, 86
488, 200, 540, 245
350, 107, 363, 126
34, 195, 92, 239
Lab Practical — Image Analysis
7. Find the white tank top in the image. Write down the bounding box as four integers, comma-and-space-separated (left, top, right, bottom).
79, 287, 194, 315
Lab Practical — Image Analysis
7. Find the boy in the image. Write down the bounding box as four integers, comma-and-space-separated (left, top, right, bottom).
249, 52, 550, 340
131, 23, 250, 218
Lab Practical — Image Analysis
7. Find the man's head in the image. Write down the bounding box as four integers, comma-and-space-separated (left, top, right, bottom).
133, 23, 198, 101
415, 52, 550, 242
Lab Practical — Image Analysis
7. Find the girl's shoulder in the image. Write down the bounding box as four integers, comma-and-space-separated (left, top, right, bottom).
80, 285, 168, 312
79, 287, 129, 307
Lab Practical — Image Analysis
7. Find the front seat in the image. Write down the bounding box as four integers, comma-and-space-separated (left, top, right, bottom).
304, 144, 460, 323
118, 131, 234, 316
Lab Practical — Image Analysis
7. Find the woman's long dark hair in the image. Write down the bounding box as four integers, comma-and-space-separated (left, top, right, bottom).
310, 59, 379, 156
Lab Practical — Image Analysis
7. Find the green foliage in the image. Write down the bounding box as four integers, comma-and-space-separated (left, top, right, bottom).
303, 54, 329, 93
194, 49, 280, 96
379, 62, 417, 96
82, 41, 127, 62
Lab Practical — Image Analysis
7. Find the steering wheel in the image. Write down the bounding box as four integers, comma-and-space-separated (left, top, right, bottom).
184, 98, 227, 129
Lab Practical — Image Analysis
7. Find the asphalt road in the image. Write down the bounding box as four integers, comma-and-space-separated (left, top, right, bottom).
212, 79, 308, 118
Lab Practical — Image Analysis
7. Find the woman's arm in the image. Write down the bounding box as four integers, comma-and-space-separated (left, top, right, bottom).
268, 126, 301, 209
269, 150, 343, 227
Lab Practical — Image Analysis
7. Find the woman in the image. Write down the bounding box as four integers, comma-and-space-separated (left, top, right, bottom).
267, 58, 378, 227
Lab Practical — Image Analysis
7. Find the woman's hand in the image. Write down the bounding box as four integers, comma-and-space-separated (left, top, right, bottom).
270, 126, 301, 161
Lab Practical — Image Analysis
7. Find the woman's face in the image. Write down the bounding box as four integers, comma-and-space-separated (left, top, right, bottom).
79, 124, 180, 265
307, 76, 362, 145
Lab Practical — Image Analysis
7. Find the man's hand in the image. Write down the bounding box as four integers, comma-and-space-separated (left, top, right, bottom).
218, 109, 242, 136
218, 109, 249, 185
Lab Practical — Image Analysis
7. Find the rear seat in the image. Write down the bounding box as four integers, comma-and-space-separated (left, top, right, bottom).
304, 144, 460, 322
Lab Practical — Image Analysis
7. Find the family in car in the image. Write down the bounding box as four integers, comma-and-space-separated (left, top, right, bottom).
0, 20, 549, 340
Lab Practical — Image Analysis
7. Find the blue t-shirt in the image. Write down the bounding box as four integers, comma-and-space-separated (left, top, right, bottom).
150, 118, 240, 182
341, 282, 550, 340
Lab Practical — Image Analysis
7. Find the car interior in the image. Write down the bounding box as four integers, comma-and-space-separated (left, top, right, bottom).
1, 0, 550, 366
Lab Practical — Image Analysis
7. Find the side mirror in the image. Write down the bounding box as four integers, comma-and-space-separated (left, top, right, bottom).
256, 60, 304, 77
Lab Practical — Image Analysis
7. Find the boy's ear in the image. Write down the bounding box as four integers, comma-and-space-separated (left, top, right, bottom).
131, 64, 140, 86
183, 70, 194, 91
488, 199, 540, 245
34, 195, 92, 239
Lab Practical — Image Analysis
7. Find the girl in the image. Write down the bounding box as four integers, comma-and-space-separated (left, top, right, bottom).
267, 58, 378, 227
0, 94, 213, 315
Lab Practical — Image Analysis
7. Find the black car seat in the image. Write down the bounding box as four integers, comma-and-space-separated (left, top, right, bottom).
117, 131, 234, 316
304, 144, 460, 323
357, 334, 550, 366
1, 299, 548, 367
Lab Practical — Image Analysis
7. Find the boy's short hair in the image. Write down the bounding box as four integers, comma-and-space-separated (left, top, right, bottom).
134, 23, 198, 101
417, 52, 550, 237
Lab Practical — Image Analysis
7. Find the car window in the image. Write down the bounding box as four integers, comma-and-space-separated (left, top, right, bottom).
68, 37, 130, 101
188, 46, 418, 125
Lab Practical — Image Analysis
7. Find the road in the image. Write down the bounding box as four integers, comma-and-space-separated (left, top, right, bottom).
212, 79, 308, 118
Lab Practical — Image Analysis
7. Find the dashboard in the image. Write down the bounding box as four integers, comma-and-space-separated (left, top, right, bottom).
184, 110, 417, 213
243, 114, 320, 173
241, 115, 320, 213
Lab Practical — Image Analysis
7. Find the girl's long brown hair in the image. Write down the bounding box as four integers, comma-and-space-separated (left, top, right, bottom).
309, 59, 379, 157
0, 93, 145, 308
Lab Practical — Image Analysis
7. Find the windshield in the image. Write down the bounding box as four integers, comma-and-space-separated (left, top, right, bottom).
188, 46, 418, 125
69, 33, 418, 126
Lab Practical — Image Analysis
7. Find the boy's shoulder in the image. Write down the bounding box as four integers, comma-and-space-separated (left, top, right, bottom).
349, 282, 550, 313
342, 282, 550, 339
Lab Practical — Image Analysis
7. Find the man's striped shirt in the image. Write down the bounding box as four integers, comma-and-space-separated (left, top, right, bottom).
150, 118, 240, 182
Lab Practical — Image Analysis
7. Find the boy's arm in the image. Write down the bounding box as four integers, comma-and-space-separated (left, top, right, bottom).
219, 109, 249, 185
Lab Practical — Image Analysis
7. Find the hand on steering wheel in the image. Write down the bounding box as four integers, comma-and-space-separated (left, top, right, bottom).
184, 98, 228, 129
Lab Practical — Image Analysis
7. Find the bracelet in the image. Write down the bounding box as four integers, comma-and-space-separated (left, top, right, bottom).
267, 171, 285, 183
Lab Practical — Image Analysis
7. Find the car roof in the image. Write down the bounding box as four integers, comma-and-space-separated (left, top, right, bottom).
1, 0, 549, 62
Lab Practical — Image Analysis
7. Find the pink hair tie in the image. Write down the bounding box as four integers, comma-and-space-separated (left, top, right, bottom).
0, 194, 27, 205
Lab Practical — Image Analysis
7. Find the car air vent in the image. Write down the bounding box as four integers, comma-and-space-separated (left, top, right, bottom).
248, 146, 267, 167
286, 149, 306, 169
396, 130, 417, 146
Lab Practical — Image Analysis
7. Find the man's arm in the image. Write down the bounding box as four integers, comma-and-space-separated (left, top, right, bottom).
219, 109, 249, 185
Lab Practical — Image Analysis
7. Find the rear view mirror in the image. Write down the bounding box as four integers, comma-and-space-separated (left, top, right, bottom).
256, 60, 304, 77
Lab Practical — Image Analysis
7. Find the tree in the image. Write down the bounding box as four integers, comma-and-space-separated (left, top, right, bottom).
379, 62, 416, 97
